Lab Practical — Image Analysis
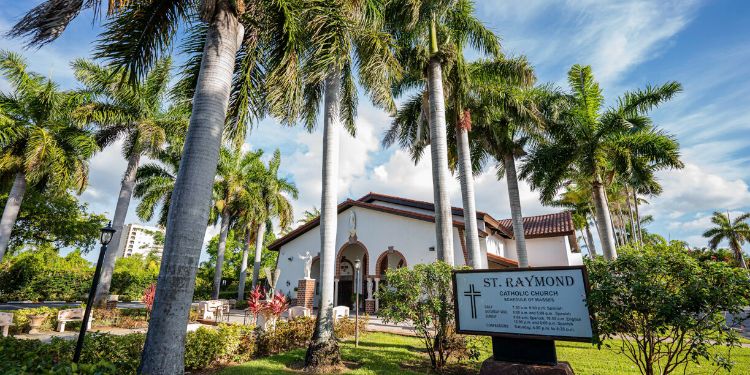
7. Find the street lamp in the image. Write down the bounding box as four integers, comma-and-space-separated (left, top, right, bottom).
73, 221, 116, 363
354, 259, 360, 347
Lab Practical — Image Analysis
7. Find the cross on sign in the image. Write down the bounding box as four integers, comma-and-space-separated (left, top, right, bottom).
464, 284, 481, 319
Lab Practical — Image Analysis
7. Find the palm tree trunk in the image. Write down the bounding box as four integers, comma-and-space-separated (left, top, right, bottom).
427, 55, 454, 266
504, 154, 528, 267
585, 221, 598, 257
0, 172, 27, 260
617, 204, 628, 244
305, 67, 342, 368
633, 190, 644, 244
732, 240, 748, 269
138, 5, 243, 373
455, 124, 481, 268
94, 152, 140, 306
251, 221, 266, 288
625, 186, 638, 247
592, 180, 618, 260
238, 230, 251, 300
212, 211, 231, 299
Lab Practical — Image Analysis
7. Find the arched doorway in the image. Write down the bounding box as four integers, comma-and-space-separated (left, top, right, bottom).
310, 257, 320, 307
336, 242, 368, 310
374, 249, 407, 311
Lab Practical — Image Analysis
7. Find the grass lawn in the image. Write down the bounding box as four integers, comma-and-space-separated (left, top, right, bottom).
220, 332, 750, 375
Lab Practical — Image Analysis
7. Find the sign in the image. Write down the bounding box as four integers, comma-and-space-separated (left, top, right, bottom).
452, 266, 594, 342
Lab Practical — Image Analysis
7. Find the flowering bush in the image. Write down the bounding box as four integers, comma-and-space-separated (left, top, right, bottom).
142, 284, 156, 314
246, 286, 289, 329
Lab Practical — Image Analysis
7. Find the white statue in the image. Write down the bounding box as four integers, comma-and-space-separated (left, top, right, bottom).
299, 251, 314, 279
348, 211, 357, 238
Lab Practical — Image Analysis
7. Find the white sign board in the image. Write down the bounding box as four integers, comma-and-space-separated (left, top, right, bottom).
453, 266, 593, 341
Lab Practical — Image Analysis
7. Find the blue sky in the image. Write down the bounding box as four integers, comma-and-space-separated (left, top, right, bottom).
2, 0, 750, 261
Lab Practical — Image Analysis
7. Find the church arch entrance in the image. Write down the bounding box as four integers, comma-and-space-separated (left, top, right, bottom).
335, 241, 369, 311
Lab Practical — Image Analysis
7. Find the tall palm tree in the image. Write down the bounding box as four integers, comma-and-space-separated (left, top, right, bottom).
383, 1, 500, 267
703, 212, 750, 269
211, 147, 263, 299
0, 51, 98, 260
552, 184, 598, 257
297, 0, 400, 368
299, 206, 321, 224
249, 149, 297, 290
133, 134, 184, 227
9, 1, 302, 369
469, 63, 549, 268
73, 58, 185, 306
521, 65, 683, 260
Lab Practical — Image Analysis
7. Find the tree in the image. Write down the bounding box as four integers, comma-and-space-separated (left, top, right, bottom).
0, 188, 107, 255
248, 150, 297, 291
211, 147, 263, 299
377, 261, 473, 370
133, 134, 184, 227
587, 243, 750, 375
552, 184, 598, 257
9, 1, 301, 370
0, 51, 98, 260
703, 211, 750, 269
296, 0, 400, 368
383, 1, 501, 267
298, 206, 320, 224
521, 65, 682, 260
73, 58, 185, 306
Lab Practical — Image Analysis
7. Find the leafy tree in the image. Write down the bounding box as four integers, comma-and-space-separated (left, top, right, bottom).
377, 261, 473, 370
0, 245, 93, 302
111, 253, 161, 302
384, 0, 501, 267
0, 188, 107, 255
73, 58, 186, 306
0, 51, 98, 260
703, 211, 750, 269
587, 243, 750, 375
521, 65, 683, 260
298, 207, 320, 224
296, 0, 400, 368
9, 1, 302, 369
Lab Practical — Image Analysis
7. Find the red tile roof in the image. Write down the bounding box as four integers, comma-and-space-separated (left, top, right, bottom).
497, 211, 576, 239
267, 193, 575, 250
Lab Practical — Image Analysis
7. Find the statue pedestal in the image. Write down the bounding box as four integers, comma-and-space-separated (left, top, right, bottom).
296, 279, 316, 309
480, 359, 575, 375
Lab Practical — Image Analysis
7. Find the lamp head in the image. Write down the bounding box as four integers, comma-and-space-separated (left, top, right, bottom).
100, 221, 116, 245
354, 259, 360, 270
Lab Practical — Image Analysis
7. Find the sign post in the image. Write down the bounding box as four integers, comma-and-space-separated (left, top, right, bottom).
453, 266, 594, 374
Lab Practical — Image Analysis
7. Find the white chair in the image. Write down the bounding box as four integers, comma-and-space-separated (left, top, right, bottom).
288, 306, 311, 319
332, 306, 350, 322
0, 312, 13, 337
56, 308, 91, 332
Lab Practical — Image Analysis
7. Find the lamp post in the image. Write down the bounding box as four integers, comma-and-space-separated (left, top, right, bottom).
354, 259, 360, 347
73, 221, 116, 363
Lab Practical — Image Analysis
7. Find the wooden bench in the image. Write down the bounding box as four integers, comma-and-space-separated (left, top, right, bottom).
0, 312, 13, 337
56, 308, 91, 332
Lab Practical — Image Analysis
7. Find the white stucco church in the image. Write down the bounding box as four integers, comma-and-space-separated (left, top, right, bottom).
270, 192, 582, 314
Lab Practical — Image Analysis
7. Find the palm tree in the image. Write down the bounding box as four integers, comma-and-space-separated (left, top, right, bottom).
299, 207, 321, 224
703, 212, 750, 269
552, 184, 598, 257
521, 65, 683, 260
9, 1, 302, 369
249, 149, 297, 290
383, 1, 500, 267
133, 134, 185, 227
297, 1, 400, 368
211, 147, 263, 299
73, 58, 185, 306
0, 51, 98, 260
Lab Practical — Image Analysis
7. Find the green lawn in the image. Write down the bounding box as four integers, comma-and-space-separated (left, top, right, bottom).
220, 332, 750, 375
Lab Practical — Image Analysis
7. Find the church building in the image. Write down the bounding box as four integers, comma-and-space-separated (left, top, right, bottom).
270, 192, 582, 314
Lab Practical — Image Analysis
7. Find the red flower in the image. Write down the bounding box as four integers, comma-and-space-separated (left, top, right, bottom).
143, 284, 156, 312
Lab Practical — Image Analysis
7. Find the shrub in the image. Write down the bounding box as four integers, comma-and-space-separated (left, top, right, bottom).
184, 324, 255, 369
587, 243, 750, 375
333, 316, 368, 338
256, 317, 315, 356
0, 247, 92, 302
377, 261, 471, 370
110, 254, 159, 302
